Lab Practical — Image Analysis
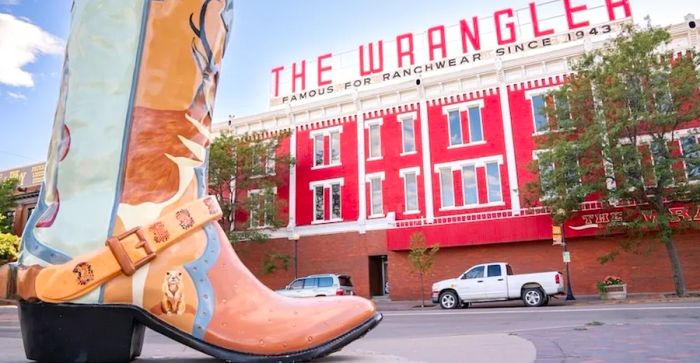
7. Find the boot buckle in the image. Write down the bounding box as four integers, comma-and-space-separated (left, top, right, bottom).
106, 227, 156, 276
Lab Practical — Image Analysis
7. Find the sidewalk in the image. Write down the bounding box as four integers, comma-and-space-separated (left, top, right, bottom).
372, 291, 700, 311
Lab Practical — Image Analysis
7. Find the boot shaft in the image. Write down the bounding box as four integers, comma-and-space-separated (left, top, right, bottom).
20, 0, 233, 268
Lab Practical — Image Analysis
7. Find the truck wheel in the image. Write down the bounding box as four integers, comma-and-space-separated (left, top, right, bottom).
439, 291, 459, 309
522, 288, 544, 307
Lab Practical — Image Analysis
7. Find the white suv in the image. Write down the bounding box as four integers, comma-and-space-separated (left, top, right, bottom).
276, 274, 355, 297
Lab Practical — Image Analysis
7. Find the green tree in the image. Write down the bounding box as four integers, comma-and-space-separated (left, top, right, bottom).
407, 232, 439, 308
528, 25, 700, 296
209, 131, 294, 244
0, 233, 20, 263
0, 178, 19, 234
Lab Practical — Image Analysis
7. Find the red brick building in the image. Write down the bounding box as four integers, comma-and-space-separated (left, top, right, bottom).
217, 2, 700, 300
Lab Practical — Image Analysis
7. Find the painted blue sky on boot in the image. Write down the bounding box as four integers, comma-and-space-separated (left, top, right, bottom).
0, 0, 698, 170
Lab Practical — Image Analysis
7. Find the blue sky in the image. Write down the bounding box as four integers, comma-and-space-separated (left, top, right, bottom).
1, 0, 698, 170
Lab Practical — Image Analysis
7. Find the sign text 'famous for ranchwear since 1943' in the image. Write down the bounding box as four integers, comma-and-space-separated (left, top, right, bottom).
269, 0, 633, 106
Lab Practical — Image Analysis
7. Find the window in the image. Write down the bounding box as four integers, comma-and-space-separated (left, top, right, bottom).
331, 184, 341, 219
303, 278, 318, 289
464, 266, 485, 279
651, 140, 671, 185
314, 185, 324, 221
367, 174, 384, 217
487, 264, 502, 277
467, 107, 483, 142
290, 279, 304, 289
313, 134, 324, 167
461, 165, 478, 205
248, 189, 275, 228
537, 157, 556, 200
311, 180, 343, 222
681, 137, 700, 180
447, 110, 463, 146
401, 117, 416, 153
439, 168, 455, 208
486, 162, 502, 203
620, 144, 643, 186
554, 95, 572, 129
318, 277, 334, 288
532, 94, 548, 132
435, 156, 504, 210
368, 124, 381, 159
330, 131, 340, 164
402, 170, 419, 213
311, 127, 342, 168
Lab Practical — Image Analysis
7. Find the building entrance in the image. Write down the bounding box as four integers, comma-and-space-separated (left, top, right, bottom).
368, 255, 388, 297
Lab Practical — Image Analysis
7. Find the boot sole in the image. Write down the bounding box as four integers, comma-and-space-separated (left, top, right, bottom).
19, 300, 383, 363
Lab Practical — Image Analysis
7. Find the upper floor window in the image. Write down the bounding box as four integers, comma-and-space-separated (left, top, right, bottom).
681, 136, 700, 180
310, 126, 342, 168
443, 100, 485, 147
400, 167, 420, 213
485, 162, 503, 203
251, 144, 276, 177
527, 88, 571, 133
398, 112, 417, 154
461, 165, 478, 205
311, 178, 343, 223
248, 188, 276, 228
439, 168, 455, 208
447, 110, 463, 147
365, 119, 383, 160
366, 172, 385, 217
435, 156, 504, 210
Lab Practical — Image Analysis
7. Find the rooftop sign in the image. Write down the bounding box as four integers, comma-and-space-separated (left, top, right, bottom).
269, 0, 632, 106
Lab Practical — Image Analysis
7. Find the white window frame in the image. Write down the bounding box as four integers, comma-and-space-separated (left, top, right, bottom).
247, 188, 277, 229
485, 162, 503, 203
310, 126, 343, 169
434, 155, 505, 211
365, 172, 385, 218
400, 167, 421, 214
365, 118, 383, 161
438, 167, 455, 209
309, 178, 345, 224
461, 164, 479, 206
397, 111, 417, 156
679, 135, 700, 182
466, 106, 485, 143
525, 86, 562, 136
442, 100, 486, 149
532, 149, 556, 201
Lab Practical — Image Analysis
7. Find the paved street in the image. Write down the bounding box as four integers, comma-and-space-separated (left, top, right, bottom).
0, 300, 699, 362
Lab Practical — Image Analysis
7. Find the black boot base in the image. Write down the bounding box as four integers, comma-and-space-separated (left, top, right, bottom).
19, 300, 383, 363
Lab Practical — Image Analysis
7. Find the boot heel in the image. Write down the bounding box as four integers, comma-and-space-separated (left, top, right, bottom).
19, 301, 145, 363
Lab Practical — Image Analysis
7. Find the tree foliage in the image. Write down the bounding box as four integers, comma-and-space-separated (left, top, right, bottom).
527, 25, 700, 296
407, 232, 439, 307
209, 131, 294, 244
0, 233, 20, 262
0, 178, 19, 234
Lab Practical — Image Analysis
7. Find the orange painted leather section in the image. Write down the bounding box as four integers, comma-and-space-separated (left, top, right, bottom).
35, 197, 222, 303
203, 224, 377, 355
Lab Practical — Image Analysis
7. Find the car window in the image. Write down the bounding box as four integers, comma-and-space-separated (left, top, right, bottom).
289, 279, 304, 289
318, 277, 333, 288
465, 266, 485, 279
303, 278, 319, 289
507, 265, 514, 275
339, 276, 353, 287
487, 264, 502, 277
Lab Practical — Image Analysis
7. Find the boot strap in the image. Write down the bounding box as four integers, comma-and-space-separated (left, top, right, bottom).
34, 196, 223, 303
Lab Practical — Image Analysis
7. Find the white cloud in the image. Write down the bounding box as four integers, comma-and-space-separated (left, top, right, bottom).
0, 13, 64, 87
6, 91, 26, 100
0, 1, 20, 5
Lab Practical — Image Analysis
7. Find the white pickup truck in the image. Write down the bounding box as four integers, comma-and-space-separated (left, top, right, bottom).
431, 262, 564, 308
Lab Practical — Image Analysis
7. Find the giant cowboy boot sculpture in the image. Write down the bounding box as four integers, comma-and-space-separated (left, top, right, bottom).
0, 1, 381, 362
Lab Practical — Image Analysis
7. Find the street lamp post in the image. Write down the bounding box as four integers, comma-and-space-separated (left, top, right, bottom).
561, 227, 576, 301
289, 233, 300, 278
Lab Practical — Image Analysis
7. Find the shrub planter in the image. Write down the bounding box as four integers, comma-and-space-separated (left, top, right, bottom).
600, 284, 627, 300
